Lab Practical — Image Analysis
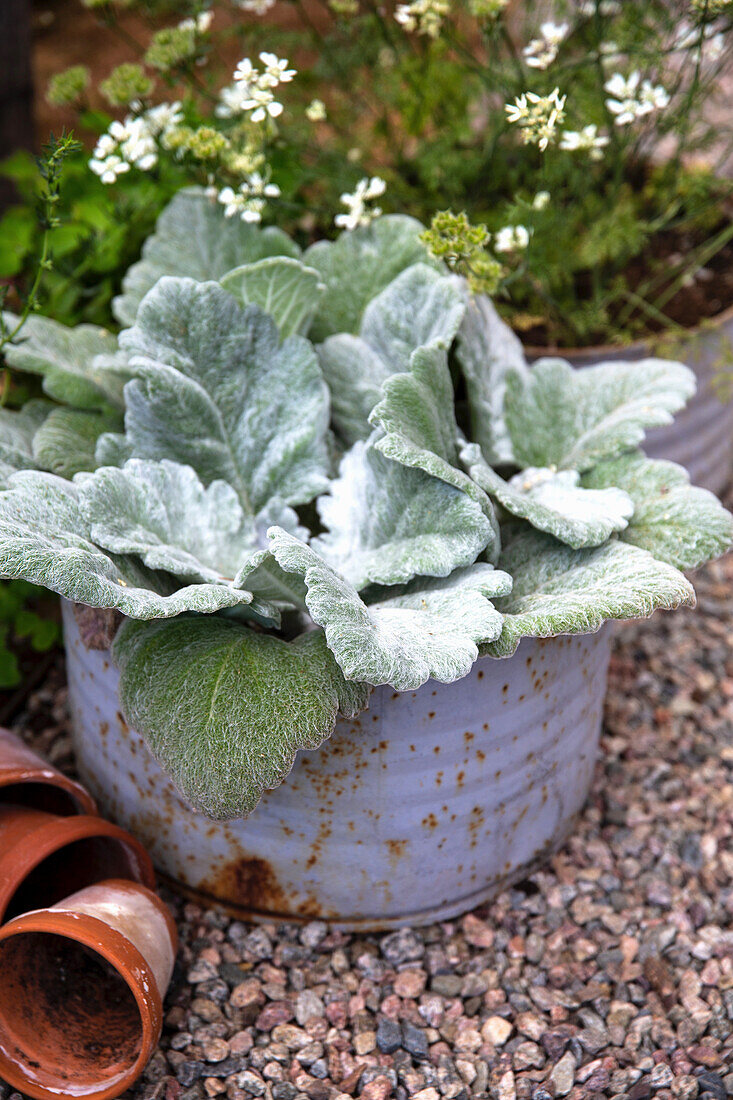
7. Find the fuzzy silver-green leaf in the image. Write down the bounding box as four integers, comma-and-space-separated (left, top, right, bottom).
113, 188, 299, 326
33, 407, 122, 479
220, 257, 325, 337
462, 442, 634, 549
113, 615, 370, 819
109, 277, 330, 513
369, 342, 500, 557
2, 312, 128, 411
304, 215, 438, 341
486, 525, 695, 657
313, 440, 493, 589
262, 527, 511, 690
504, 357, 696, 472
455, 291, 530, 465
318, 264, 465, 445
582, 451, 733, 570
0, 471, 256, 618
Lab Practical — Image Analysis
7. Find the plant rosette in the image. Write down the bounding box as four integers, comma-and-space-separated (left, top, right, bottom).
0, 190, 731, 923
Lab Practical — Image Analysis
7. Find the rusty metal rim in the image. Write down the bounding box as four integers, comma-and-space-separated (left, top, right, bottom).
157, 817, 578, 931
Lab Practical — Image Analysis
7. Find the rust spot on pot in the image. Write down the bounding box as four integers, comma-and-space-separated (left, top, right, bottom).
422, 813, 438, 831
476, 750, 486, 762
201, 856, 290, 915
99, 722, 109, 737
464, 731, 474, 745
386, 839, 408, 864
433, 746, 441, 755
116, 712, 129, 735
477, 670, 484, 680
435, 771, 443, 787
428, 711, 436, 719
456, 771, 465, 789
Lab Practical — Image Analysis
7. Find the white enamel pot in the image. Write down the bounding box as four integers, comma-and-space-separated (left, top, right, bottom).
62, 601, 613, 930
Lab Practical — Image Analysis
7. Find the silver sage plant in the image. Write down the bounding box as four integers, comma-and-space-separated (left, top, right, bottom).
0, 188, 731, 819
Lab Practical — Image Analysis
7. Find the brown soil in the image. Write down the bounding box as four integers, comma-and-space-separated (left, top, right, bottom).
520, 229, 733, 350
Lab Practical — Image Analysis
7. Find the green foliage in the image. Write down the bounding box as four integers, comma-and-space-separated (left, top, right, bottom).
0, 581, 60, 690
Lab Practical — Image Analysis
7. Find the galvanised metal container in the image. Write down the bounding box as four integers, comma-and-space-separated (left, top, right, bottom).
528, 304, 733, 497
62, 602, 613, 930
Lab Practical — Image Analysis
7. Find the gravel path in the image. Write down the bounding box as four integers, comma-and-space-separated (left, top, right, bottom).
2, 547, 733, 1100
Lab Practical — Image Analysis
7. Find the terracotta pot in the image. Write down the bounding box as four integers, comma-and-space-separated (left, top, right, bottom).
0, 726, 96, 815
63, 599, 613, 929
526, 303, 733, 497
0, 803, 155, 923
0, 878, 177, 1100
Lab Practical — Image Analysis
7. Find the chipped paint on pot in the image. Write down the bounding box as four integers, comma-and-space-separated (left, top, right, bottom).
527, 303, 733, 497
62, 601, 613, 930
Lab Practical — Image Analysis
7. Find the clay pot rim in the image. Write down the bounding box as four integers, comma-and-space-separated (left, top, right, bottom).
0, 899, 163, 1100
523, 297, 733, 361
0, 730, 97, 815
0, 811, 156, 922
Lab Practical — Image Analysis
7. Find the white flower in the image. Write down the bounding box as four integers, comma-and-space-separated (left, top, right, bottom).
533, 190, 550, 210
179, 11, 213, 32
92, 133, 117, 160
639, 80, 670, 112
242, 85, 283, 122
394, 0, 450, 38
335, 176, 386, 230
111, 116, 158, 169
89, 154, 131, 184
494, 225, 530, 253
306, 98, 327, 122
258, 52, 296, 86
144, 101, 184, 136
234, 58, 259, 84
523, 20, 569, 69
505, 88, 566, 150
216, 82, 250, 118
559, 123, 610, 159
234, 0, 276, 11
605, 71, 669, 125
217, 173, 280, 222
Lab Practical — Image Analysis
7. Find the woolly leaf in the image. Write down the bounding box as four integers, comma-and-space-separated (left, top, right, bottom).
220, 257, 325, 337
313, 440, 493, 589
33, 407, 122, 479
79, 460, 259, 585
455, 291, 530, 465
485, 525, 695, 658
318, 264, 465, 444
504, 357, 696, 471
583, 451, 733, 571
0, 402, 48, 484
370, 343, 500, 557
0, 471, 257, 618
259, 527, 511, 690
462, 442, 634, 549
111, 278, 330, 513
113, 616, 370, 819
113, 187, 299, 326
2, 312, 129, 410
304, 215, 438, 340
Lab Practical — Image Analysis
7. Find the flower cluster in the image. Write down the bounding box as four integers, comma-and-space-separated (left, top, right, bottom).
505, 88, 566, 151
215, 53, 296, 123
421, 209, 532, 294
217, 173, 281, 222
46, 65, 89, 108
559, 124, 610, 160
523, 21, 569, 69
335, 177, 387, 230
604, 71, 670, 126
394, 0, 451, 38
89, 103, 183, 184
234, 0, 276, 12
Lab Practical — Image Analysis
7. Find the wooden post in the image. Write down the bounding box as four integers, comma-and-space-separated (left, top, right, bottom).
0, 0, 34, 210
